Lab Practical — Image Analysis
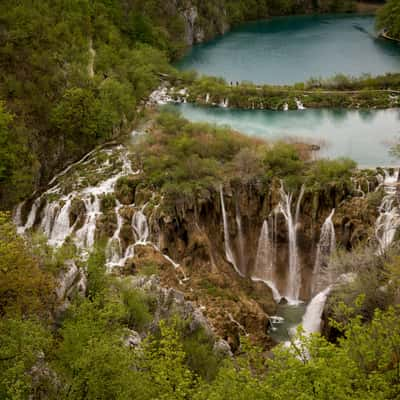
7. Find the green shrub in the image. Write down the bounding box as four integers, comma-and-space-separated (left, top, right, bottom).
121, 288, 153, 331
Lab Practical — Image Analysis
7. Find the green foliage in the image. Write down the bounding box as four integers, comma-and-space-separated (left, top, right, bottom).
138, 319, 196, 400
120, 286, 153, 331
86, 244, 108, 301
377, 0, 400, 40
0, 212, 56, 318
306, 158, 356, 187
55, 297, 135, 399
0, 0, 172, 207
0, 318, 52, 400
263, 142, 305, 190
183, 327, 223, 382
141, 110, 261, 197
0, 102, 14, 182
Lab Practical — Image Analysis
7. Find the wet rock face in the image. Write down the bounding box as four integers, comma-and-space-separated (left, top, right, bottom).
181, 6, 203, 45
153, 175, 378, 302
17, 140, 382, 349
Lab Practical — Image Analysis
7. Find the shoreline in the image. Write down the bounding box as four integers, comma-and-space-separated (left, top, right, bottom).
160, 84, 400, 111
355, 1, 382, 15
177, 6, 382, 61
381, 31, 400, 44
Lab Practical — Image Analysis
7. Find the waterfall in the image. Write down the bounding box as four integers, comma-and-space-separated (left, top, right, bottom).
23, 198, 41, 232
106, 202, 124, 266
235, 201, 245, 272
375, 196, 400, 253
220, 98, 229, 108
375, 169, 400, 254
16, 146, 182, 282
48, 198, 73, 246
254, 221, 274, 280
295, 98, 305, 110
252, 220, 281, 302
205, 93, 210, 104
75, 196, 101, 249
312, 209, 336, 296
40, 202, 58, 237
13, 202, 23, 226
302, 286, 331, 334
132, 210, 149, 244
219, 186, 243, 277
283, 102, 289, 111
278, 184, 304, 301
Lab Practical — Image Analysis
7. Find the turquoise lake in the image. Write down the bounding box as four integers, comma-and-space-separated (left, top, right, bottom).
170, 103, 400, 167
177, 15, 400, 85
172, 14, 400, 167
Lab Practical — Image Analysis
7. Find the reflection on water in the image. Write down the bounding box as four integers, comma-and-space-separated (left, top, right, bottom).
170, 103, 400, 167
177, 15, 400, 85
269, 302, 307, 343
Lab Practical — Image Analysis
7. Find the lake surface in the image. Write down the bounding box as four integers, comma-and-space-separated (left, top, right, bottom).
170, 103, 400, 167
269, 303, 307, 343
177, 15, 400, 85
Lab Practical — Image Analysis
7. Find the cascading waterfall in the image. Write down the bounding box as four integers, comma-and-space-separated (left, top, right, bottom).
16, 144, 190, 287
252, 220, 281, 302
375, 169, 400, 254
219, 186, 244, 277
311, 209, 336, 296
106, 202, 125, 266
132, 210, 149, 244
19, 147, 135, 254
48, 197, 74, 246
302, 273, 357, 335
75, 196, 101, 250
302, 286, 331, 334
23, 198, 41, 232
220, 98, 229, 108
235, 201, 246, 273
295, 98, 305, 110
205, 93, 210, 104
13, 202, 23, 227
278, 184, 304, 301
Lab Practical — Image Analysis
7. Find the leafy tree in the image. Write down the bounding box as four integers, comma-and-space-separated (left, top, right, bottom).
55, 297, 134, 399
0, 318, 52, 400
377, 0, 400, 40
0, 212, 56, 318
138, 319, 196, 400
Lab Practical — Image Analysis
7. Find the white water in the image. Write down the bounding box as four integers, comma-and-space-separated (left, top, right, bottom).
19, 147, 134, 254
252, 220, 281, 301
220, 98, 229, 108
235, 202, 246, 273
219, 186, 244, 277
106, 202, 124, 266
312, 209, 336, 296
278, 184, 304, 301
302, 286, 331, 334
48, 198, 73, 246
375, 169, 400, 254
254, 220, 274, 281
132, 210, 149, 244
295, 98, 305, 110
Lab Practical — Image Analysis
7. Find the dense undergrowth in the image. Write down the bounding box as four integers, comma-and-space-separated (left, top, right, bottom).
2, 210, 400, 399
131, 110, 356, 200
376, 0, 400, 40
2, 1, 400, 399
0, 0, 362, 209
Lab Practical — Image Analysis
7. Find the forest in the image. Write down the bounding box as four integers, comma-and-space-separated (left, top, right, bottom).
2, 1, 400, 399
